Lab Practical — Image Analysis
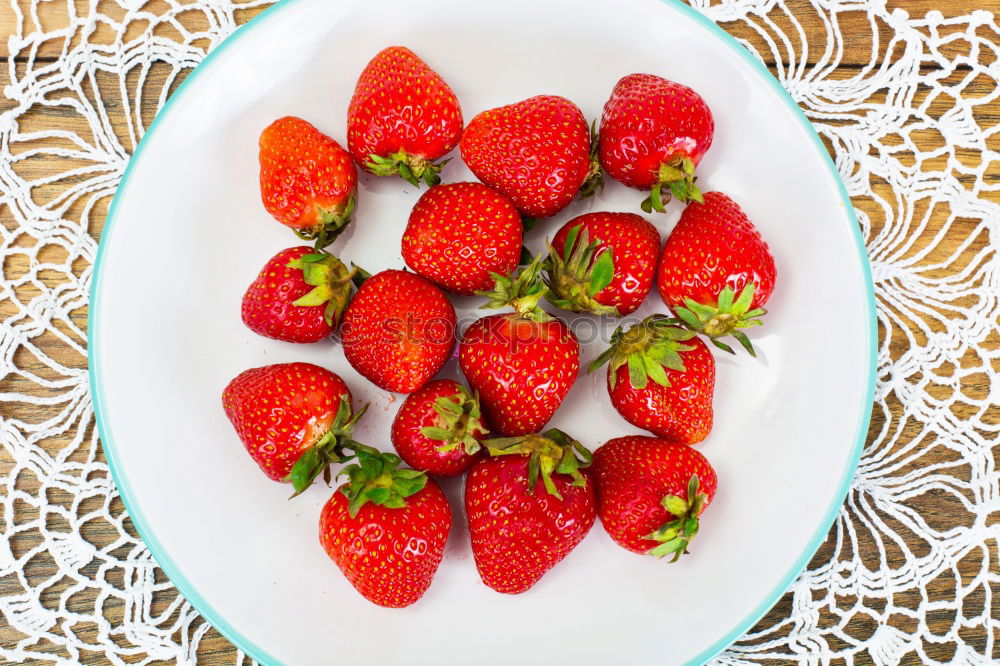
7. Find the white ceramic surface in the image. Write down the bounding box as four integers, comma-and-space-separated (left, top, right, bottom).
89, 0, 876, 663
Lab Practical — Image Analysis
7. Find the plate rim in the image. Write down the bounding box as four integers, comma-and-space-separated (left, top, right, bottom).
87, 0, 878, 663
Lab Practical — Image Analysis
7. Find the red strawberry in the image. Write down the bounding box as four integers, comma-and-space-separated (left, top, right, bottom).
591, 316, 715, 444
221, 362, 367, 494
391, 379, 488, 476
259, 116, 357, 248
545, 212, 660, 316
341, 269, 456, 393
347, 46, 462, 186
402, 182, 523, 295
599, 74, 714, 211
241, 246, 353, 343
459, 258, 579, 435
593, 435, 717, 559
465, 429, 596, 593
319, 450, 451, 607
460, 95, 600, 218
658, 191, 777, 355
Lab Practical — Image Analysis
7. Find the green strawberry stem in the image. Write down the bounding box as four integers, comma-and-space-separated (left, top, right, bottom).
287, 252, 355, 327
588, 314, 697, 390
640, 155, 703, 214
483, 428, 592, 500
338, 450, 428, 518
543, 224, 619, 316
294, 191, 357, 249
645, 475, 708, 561
476, 254, 553, 322
579, 119, 604, 198
672, 284, 767, 357
350, 263, 372, 289
420, 386, 489, 455
366, 150, 448, 188
285, 396, 372, 498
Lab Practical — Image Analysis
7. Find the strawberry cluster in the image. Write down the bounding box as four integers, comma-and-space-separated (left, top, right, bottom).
223, 46, 777, 608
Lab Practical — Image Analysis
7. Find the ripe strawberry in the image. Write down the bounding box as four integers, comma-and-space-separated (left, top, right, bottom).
221, 362, 367, 494
391, 379, 488, 476
459, 257, 579, 436
460, 95, 600, 218
319, 450, 451, 607
402, 182, 522, 295
593, 436, 717, 559
258, 116, 357, 248
341, 269, 456, 394
465, 429, 596, 593
347, 46, 462, 187
241, 246, 353, 343
591, 315, 715, 444
599, 73, 714, 212
545, 212, 660, 316
658, 191, 777, 355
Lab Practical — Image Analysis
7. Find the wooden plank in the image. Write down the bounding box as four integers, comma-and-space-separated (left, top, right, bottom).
1, 0, 998, 65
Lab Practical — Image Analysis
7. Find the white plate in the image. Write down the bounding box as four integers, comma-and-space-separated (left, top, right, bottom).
89, 0, 876, 663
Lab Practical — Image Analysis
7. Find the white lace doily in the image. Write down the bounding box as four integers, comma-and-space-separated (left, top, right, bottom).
1, 0, 998, 663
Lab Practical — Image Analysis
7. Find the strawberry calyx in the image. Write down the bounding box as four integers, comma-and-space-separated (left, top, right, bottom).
366, 150, 447, 188
294, 191, 357, 249
484, 428, 592, 500
673, 284, 766, 357
338, 449, 428, 518
640, 155, 703, 214
543, 225, 619, 316
476, 253, 553, 322
419, 385, 489, 455
589, 314, 697, 390
286, 395, 371, 498
579, 119, 604, 198
645, 475, 709, 561
287, 252, 355, 328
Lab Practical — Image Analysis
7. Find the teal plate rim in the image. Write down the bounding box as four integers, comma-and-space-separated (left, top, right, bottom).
88, 0, 878, 663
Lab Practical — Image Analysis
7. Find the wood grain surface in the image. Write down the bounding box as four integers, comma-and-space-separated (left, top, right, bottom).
1, 0, 997, 663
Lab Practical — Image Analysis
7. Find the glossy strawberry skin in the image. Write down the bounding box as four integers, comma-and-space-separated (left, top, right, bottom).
319, 479, 451, 608
258, 116, 356, 231
347, 46, 462, 168
341, 270, 456, 394
241, 246, 330, 343
465, 456, 596, 594
599, 74, 713, 189
593, 436, 717, 554
460, 95, 591, 218
658, 191, 776, 311
402, 183, 522, 295
391, 379, 485, 476
222, 363, 350, 481
459, 313, 579, 436
551, 212, 661, 315
607, 336, 715, 444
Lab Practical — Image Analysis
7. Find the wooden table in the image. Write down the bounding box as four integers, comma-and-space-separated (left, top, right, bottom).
1, 0, 996, 663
